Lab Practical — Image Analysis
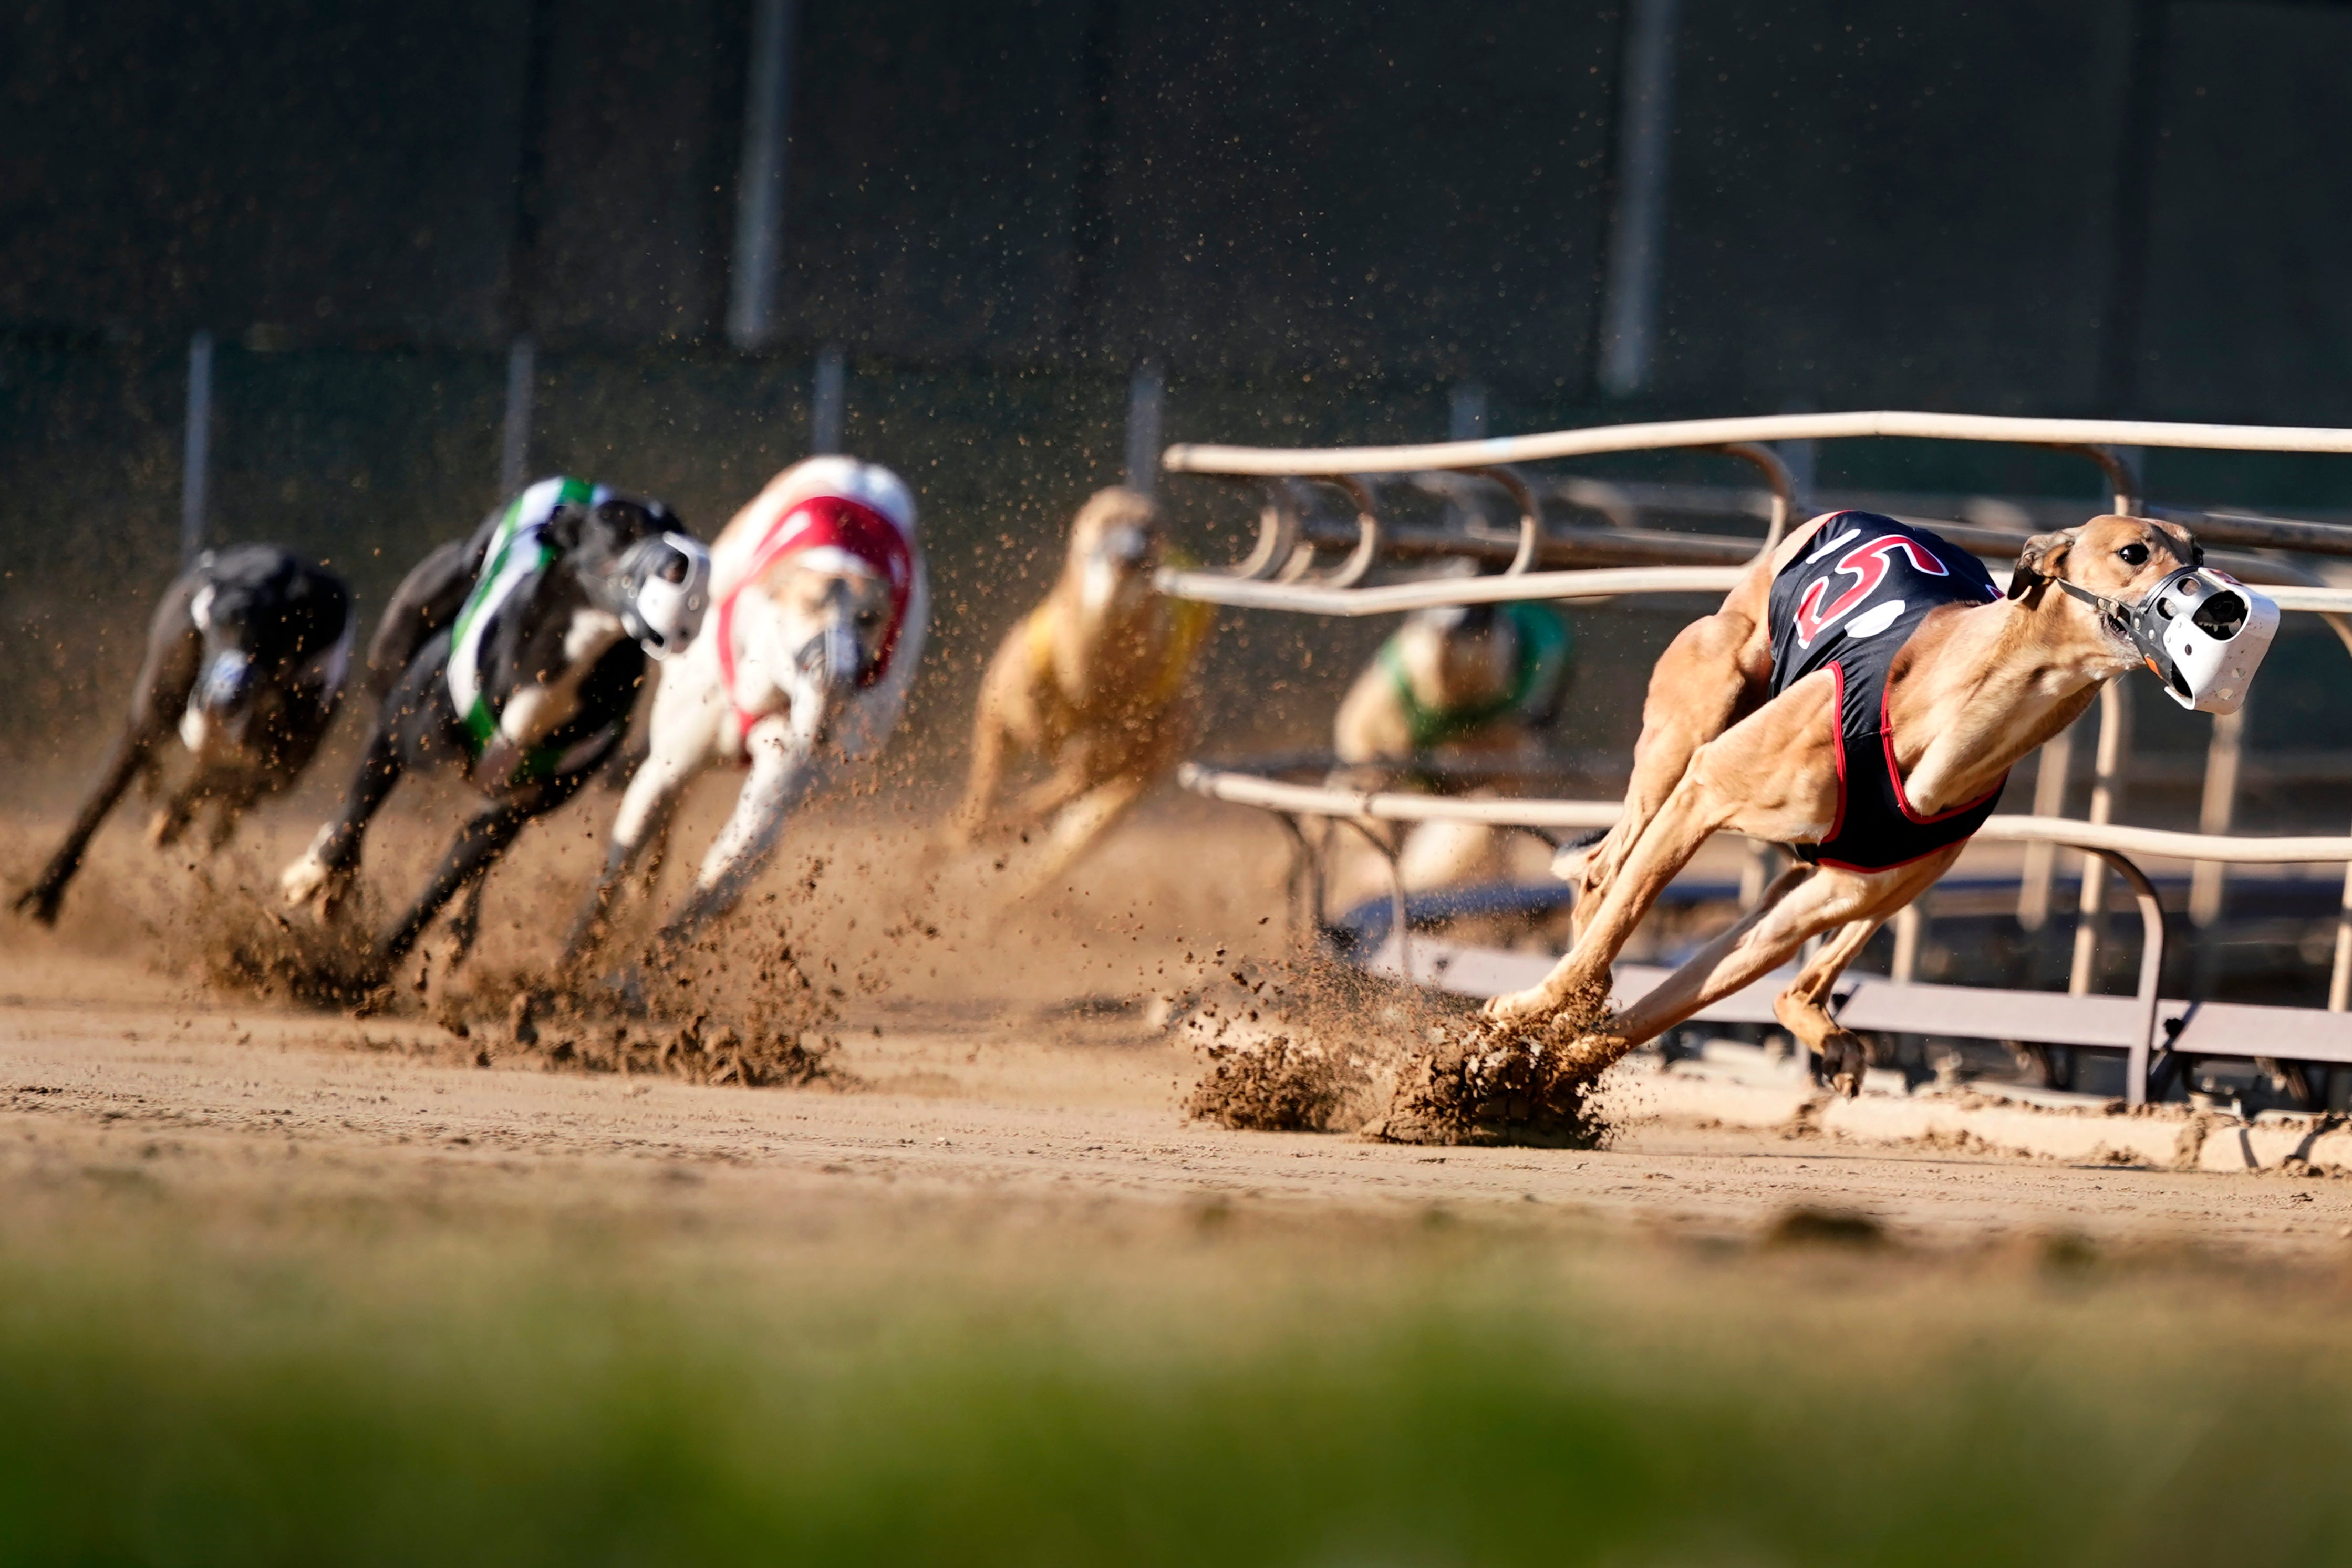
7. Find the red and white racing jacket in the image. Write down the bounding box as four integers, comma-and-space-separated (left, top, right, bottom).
704, 458, 927, 759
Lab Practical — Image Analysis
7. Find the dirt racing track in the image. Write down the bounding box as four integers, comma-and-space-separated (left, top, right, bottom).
4, 804, 2348, 1260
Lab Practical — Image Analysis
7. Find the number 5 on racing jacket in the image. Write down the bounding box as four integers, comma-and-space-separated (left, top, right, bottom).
1766, 512, 2007, 873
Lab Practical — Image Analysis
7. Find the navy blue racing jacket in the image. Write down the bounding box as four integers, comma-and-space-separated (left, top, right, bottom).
1766, 513, 2006, 872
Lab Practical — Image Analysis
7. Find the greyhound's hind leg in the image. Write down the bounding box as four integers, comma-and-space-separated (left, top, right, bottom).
1571, 582, 1774, 937
282, 724, 408, 918
379, 802, 532, 970
562, 742, 700, 972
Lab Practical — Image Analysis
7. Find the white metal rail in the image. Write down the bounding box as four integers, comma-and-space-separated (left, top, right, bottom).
1157, 564, 2352, 618
1177, 764, 2352, 864
1163, 409, 2352, 478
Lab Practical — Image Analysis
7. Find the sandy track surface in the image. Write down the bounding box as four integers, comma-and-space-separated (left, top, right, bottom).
3, 800, 2347, 1263
6, 958, 2349, 1258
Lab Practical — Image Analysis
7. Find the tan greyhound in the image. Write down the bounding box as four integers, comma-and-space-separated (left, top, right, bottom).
1485, 510, 2252, 1095
946, 486, 1213, 890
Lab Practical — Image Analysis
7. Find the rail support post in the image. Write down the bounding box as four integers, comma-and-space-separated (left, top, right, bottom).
2190, 705, 2245, 994
2070, 683, 2132, 995
2018, 726, 2074, 931
2087, 848, 2165, 1107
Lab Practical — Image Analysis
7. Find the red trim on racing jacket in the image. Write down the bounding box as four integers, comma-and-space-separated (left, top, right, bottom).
715, 495, 914, 743
1767, 513, 2007, 873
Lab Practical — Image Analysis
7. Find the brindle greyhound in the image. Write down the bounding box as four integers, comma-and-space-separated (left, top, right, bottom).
1484, 512, 2231, 1094
562, 457, 928, 969
279, 477, 707, 976
12, 545, 352, 925
945, 486, 1212, 892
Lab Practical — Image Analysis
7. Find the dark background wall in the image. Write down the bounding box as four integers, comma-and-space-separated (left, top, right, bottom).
5, 0, 2352, 782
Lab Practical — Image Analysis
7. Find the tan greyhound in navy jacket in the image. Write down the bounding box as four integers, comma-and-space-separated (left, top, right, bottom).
1487, 511, 2208, 1095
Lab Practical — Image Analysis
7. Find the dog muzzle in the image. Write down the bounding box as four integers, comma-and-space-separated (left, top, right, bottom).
196, 648, 255, 714
618, 533, 711, 660
2058, 567, 2279, 714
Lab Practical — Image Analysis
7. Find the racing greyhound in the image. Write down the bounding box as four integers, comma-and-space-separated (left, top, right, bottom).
1325, 596, 1571, 894
279, 477, 708, 976
561, 456, 927, 969
13, 545, 353, 925
945, 486, 1211, 891
1484, 511, 2277, 1095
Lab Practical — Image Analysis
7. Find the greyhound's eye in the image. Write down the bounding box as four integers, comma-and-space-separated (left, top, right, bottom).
2118, 542, 2150, 566
856, 609, 883, 628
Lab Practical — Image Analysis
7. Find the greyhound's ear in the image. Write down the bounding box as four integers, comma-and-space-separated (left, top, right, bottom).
2008, 529, 2074, 600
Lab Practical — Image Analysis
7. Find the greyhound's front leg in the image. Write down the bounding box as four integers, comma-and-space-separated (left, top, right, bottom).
378, 801, 533, 970
944, 708, 1011, 848
13, 726, 158, 925
562, 736, 704, 969
1486, 776, 1736, 1027
1765, 849, 1960, 1096
281, 723, 407, 917
1017, 773, 1147, 896
198, 770, 267, 854
1010, 753, 1096, 826
659, 733, 823, 946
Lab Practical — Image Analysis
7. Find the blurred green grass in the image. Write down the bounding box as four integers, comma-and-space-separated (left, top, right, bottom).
0, 1198, 2345, 1567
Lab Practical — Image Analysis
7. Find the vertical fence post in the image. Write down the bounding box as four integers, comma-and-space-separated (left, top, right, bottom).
1124, 358, 1166, 495
2017, 727, 2073, 930
1444, 382, 1489, 531
1892, 902, 1923, 984
810, 346, 846, 456
179, 330, 214, 568
727, 0, 799, 351
2189, 704, 2244, 993
1447, 382, 1488, 443
1597, 0, 1679, 397
2069, 682, 2132, 995
498, 335, 535, 498
2331, 850, 2352, 1013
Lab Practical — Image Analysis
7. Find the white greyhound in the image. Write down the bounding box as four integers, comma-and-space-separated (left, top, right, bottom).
563, 456, 928, 967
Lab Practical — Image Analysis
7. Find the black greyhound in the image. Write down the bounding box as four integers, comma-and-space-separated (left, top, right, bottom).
278, 477, 709, 977
13, 545, 353, 925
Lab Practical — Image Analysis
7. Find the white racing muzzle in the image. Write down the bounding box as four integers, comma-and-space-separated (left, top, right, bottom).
618, 533, 712, 660
2060, 567, 2279, 714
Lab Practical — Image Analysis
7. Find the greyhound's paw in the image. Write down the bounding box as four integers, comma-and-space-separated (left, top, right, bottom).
1817, 1030, 1871, 1099
279, 852, 328, 907
279, 852, 353, 920
9, 885, 61, 927
1481, 987, 1557, 1029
